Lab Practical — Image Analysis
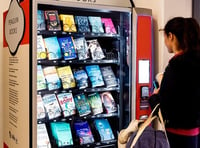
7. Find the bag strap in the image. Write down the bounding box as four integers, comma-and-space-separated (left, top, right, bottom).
131, 104, 169, 147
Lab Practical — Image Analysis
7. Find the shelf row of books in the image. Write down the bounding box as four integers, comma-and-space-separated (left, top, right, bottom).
38, 118, 115, 147
37, 10, 117, 34
37, 35, 109, 61
37, 91, 117, 121
37, 65, 118, 91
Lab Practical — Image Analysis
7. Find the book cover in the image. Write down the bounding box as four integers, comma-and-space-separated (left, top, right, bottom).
50, 122, 73, 147
94, 118, 115, 141
44, 36, 62, 60
74, 121, 94, 144
37, 35, 47, 60
56, 66, 76, 89
37, 65, 47, 91
87, 39, 105, 60
37, 95, 46, 120
43, 66, 61, 90
88, 16, 104, 33
73, 67, 88, 89
37, 10, 46, 31
74, 93, 91, 117
85, 65, 104, 88
56, 92, 76, 117
100, 92, 117, 114
87, 92, 103, 115
60, 14, 77, 32
75, 16, 90, 33
44, 10, 61, 31
73, 37, 90, 60
37, 123, 51, 148
100, 66, 118, 88
57, 36, 77, 60
42, 94, 62, 120
101, 18, 117, 34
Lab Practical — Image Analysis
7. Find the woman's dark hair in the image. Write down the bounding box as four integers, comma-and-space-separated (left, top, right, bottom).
164, 17, 200, 53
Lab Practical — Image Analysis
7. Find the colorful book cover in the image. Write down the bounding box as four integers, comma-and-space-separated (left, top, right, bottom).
37, 10, 46, 31
44, 36, 62, 60
37, 95, 46, 120
74, 93, 91, 117
87, 92, 103, 115
37, 65, 47, 91
42, 94, 61, 120
73, 67, 88, 89
57, 36, 77, 60
85, 65, 104, 88
37, 35, 47, 60
75, 16, 90, 33
50, 122, 73, 147
73, 37, 90, 60
74, 121, 94, 144
88, 16, 104, 33
100, 66, 118, 88
44, 10, 61, 31
56, 92, 76, 117
100, 92, 117, 114
43, 66, 61, 90
101, 18, 117, 34
87, 39, 105, 60
94, 118, 115, 141
60, 14, 77, 32
37, 123, 51, 148
56, 66, 76, 89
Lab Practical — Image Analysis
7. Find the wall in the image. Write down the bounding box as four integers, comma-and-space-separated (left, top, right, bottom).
134, 0, 192, 75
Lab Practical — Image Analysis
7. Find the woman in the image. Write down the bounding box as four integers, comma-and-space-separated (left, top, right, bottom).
149, 17, 200, 148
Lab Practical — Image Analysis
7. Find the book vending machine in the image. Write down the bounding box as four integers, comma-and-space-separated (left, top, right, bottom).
3, 0, 153, 147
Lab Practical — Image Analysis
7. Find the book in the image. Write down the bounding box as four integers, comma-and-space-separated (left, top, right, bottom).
56, 66, 76, 89
37, 95, 46, 120
44, 10, 61, 31
87, 39, 105, 60
50, 122, 73, 147
57, 36, 77, 60
100, 92, 117, 114
87, 92, 103, 115
37, 65, 47, 91
42, 94, 61, 120
37, 35, 47, 60
94, 118, 115, 141
73, 67, 89, 89
43, 66, 61, 90
88, 16, 104, 33
59, 14, 77, 32
56, 92, 76, 117
100, 66, 118, 88
74, 120, 94, 144
75, 16, 90, 33
37, 123, 51, 148
44, 36, 62, 60
74, 93, 91, 117
37, 10, 46, 31
85, 65, 104, 88
73, 37, 90, 60
101, 18, 117, 34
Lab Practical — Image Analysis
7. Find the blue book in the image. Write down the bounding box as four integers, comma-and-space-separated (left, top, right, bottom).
74, 121, 94, 144
37, 10, 46, 31
44, 36, 62, 60
58, 36, 77, 60
50, 122, 73, 147
88, 16, 104, 33
85, 65, 104, 88
74, 93, 91, 117
94, 118, 115, 141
